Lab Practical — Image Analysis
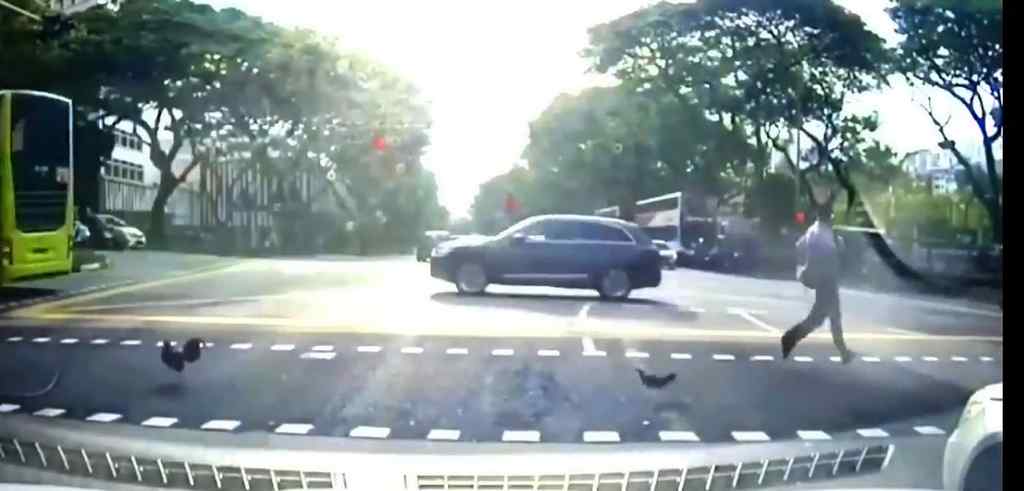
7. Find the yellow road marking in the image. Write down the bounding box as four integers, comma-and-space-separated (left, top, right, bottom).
5, 311, 1003, 343
8, 261, 242, 316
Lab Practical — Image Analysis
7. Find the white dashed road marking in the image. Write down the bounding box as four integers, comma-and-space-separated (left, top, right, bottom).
357, 345, 382, 353
625, 350, 650, 359
491, 349, 514, 357
33, 408, 65, 418
426, 429, 461, 441
300, 352, 336, 360
401, 347, 424, 355
914, 426, 946, 436
659, 431, 700, 442
446, 347, 469, 355
922, 356, 939, 362
85, 413, 122, 423
350, 426, 390, 439
829, 356, 842, 363
5, 337, 22, 342
201, 420, 241, 431
857, 428, 890, 438
951, 356, 968, 362
861, 356, 881, 363
670, 353, 692, 360
90, 338, 109, 345
583, 350, 607, 357
712, 354, 735, 361
275, 424, 314, 435
141, 417, 178, 428
59, 338, 79, 344
750, 355, 775, 361
32, 337, 50, 343
980, 356, 995, 362
793, 356, 814, 363
537, 349, 560, 357
0, 404, 21, 413
894, 356, 913, 362
583, 431, 621, 443
230, 343, 253, 350
120, 340, 141, 346
732, 431, 771, 442
311, 345, 334, 352
502, 430, 540, 443
271, 344, 296, 351
797, 430, 832, 441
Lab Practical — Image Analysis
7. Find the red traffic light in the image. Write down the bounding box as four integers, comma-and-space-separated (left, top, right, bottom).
372, 135, 388, 151
795, 211, 806, 225
504, 193, 521, 215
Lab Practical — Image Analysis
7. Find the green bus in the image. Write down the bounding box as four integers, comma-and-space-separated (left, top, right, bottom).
0, 90, 74, 284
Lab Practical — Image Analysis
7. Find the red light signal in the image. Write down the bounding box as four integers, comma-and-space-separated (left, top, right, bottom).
504, 193, 521, 216
795, 211, 806, 225
372, 134, 388, 152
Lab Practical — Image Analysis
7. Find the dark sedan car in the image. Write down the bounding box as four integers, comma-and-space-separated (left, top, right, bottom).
430, 215, 661, 300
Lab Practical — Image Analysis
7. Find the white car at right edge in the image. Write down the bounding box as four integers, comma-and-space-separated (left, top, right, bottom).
943, 383, 1002, 491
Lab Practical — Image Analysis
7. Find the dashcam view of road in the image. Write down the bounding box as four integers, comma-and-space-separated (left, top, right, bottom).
0, 0, 1002, 490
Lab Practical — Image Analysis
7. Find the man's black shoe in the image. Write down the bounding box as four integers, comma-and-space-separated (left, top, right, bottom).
781, 330, 797, 359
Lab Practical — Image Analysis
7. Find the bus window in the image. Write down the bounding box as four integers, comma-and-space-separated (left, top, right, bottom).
10, 94, 71, 232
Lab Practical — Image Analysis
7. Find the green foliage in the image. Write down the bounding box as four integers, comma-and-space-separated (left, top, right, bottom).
888, 0, 1003, 242
2, 0, 444, 252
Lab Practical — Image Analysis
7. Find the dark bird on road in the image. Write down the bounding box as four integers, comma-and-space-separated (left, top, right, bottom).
636, 368, 677, 389
160, 338, 204, 373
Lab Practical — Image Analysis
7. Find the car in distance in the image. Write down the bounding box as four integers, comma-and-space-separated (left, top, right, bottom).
652, 240, 677, 270
943, 382, 1002, 491
96, 213, 147, 249
430, 215, 661, 300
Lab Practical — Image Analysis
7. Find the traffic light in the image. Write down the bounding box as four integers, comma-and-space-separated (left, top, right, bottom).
372, 134, 388, 152
795, 211, 806, 225
504, 193, 521, 216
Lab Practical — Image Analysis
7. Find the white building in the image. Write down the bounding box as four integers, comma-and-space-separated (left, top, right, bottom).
50, 0, 120, 14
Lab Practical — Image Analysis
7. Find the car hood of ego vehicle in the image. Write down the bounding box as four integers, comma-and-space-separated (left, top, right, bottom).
0, 414, 929, 491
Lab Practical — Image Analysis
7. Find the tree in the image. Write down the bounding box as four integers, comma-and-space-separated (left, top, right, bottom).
586, 0, 890, 212
55, 0, 281, 241
888, 0, 1003, 243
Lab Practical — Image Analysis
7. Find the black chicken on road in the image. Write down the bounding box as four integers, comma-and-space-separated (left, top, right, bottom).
160, 338, 204, 372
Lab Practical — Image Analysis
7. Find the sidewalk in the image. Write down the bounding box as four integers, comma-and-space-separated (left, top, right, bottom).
1, 250, 236, 312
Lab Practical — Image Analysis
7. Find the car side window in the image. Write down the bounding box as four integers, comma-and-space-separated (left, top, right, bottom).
579, 223, 632, 242
542, 221, 581, 241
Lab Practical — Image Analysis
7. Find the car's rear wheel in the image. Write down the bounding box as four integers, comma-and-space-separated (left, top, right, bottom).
454, 262, 488, 294
597, 268, 631, 300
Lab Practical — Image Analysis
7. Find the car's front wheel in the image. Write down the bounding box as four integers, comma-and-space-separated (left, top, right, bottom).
454, 262, 488, 295
597, 268, 631, 300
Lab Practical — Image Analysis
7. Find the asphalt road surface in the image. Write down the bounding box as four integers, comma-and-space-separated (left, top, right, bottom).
0, 253, 1002, 487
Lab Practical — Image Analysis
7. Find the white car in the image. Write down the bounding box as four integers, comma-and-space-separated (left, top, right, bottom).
96, 214, 147, 249
943, 382, 1002, 491
652, 240, 677, 270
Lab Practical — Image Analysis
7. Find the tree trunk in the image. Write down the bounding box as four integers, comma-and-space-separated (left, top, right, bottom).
982, 143, 1002, 244
149, 172, 179, 244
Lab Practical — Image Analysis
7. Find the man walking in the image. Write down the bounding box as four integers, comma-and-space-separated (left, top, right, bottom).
781, 202, 854, 363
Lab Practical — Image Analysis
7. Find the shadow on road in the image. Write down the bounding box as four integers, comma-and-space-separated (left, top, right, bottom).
0, 286, 60, 305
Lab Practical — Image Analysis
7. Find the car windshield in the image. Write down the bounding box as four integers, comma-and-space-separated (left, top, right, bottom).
0, 1, 1002, 489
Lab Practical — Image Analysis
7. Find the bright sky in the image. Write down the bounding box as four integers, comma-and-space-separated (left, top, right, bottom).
202, 0, 987, 218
